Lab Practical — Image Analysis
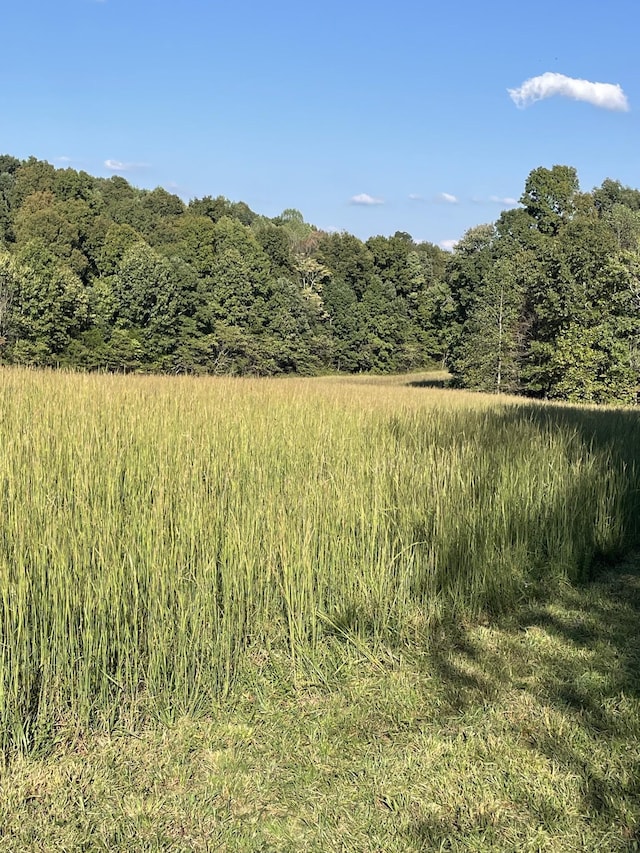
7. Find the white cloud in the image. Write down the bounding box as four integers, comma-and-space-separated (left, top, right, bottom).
437, 192, 458, 204
349, 193, 384, 206
508, 72, 629, 111
471, 195, 519, 206
408, 193, 424, 201
104, 159, 149, 172
489, 195, 518, 206
439, 239, 458, 251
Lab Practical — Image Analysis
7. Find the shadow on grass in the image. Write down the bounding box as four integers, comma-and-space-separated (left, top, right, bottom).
502, 403, 640, 543
416, 556, 640, 846
401, 403, 640, 846
523, 567, 640, 715
406, 376, 452, 389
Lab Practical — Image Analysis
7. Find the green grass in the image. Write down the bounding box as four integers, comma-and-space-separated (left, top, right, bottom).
0, 367, 639, 849
0, 555, 638, 851
0, 368, 639, 752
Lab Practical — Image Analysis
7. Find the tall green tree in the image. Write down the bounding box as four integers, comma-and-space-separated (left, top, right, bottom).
206, 216, 271, 328
9, 242, 89, 364
0, 251, 19, 353
520, 165, 579, 235
453, 256, 525, 393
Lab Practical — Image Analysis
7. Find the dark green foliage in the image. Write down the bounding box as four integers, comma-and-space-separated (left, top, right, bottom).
188, 195, 256, 226
9, 157, 56, 209
255, 223, 294, 277
520, 165, 579, 235
263, 276, 331, 374
0, 155, 450, 377
449, 167, 640, 404
322, 275, 361, 372
318, 231, 376, 300
593, 177, 640, 214
452, 257, 525, 394
7, 241, 89, 363
318, 230, 448, 372
0, 154, 638, 398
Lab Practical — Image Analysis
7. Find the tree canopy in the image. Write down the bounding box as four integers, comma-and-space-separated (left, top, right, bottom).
0, 154, 638, 404
0, 155, 447, 376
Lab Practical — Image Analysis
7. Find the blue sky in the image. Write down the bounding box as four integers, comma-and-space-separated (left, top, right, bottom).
2, 0, 638, 249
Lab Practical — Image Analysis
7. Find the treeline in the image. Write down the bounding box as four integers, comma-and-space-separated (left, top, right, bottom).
1, 155, 639, 404
0, 155, 448, 376
448, 166, 640, 405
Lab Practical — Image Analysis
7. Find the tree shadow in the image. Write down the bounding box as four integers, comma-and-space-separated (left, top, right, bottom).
393, 401, 640, 844
411, 558, 640, 845
406, 376, 452, 389
503, 403, 640, 566
445, 555, 639, 697
422, 617, 503, 712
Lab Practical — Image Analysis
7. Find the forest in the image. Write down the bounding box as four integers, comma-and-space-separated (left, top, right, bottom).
0, 155, 639, 404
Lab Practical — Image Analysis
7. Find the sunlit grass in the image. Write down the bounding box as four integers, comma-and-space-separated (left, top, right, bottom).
1, 558, 639, 850
0, 367, 638, 753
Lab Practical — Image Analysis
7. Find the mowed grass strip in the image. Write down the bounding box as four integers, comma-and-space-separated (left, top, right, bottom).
0, 367, 638, 755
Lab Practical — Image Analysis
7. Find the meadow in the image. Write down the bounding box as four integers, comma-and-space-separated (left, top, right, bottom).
0, 368, 639, 850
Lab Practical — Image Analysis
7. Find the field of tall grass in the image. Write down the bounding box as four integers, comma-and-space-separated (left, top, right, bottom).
1, 367, 639, 755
